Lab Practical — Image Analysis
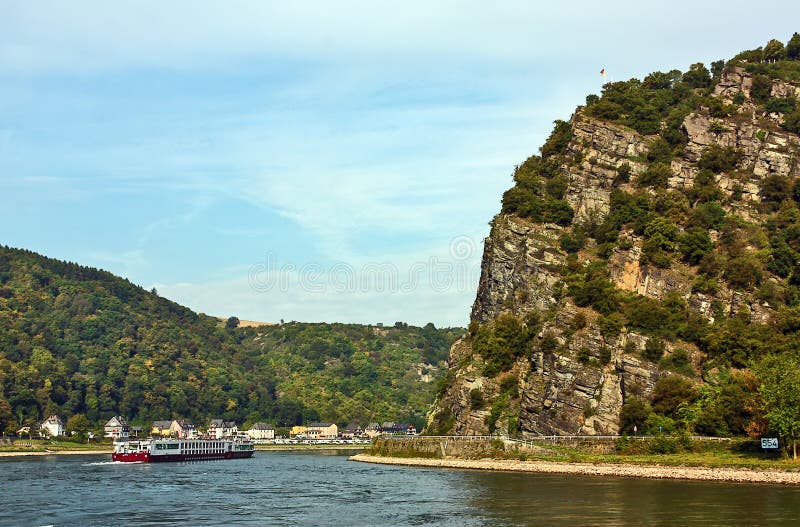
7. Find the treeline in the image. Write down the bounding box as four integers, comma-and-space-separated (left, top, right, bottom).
0, 246, 460, 434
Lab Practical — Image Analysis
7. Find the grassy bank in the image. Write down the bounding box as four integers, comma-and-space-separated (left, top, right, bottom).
0, 439, 111, 453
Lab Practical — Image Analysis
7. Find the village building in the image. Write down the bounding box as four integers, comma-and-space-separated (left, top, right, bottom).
341, 423, 363, 439
40, 415, 65, 438
307, 422, 338, 439
151, 420, 173, 437
290, 425, 308, 437
364, 422, 382, 439
208, 419, 238, 439
104, 416, 130, 439
170, 419, 198, 439
246, 422, 275, 440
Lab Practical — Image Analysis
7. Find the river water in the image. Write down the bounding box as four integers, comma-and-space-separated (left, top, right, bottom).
1, 450, 798, 526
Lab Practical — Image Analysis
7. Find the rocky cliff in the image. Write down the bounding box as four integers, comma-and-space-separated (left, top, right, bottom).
427, 49, 800, 438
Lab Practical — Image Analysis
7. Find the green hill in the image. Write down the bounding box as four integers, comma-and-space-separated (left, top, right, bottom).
0, 245, 461, 434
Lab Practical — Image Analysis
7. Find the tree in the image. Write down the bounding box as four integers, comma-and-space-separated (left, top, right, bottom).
755, 353, 800, 459
619, 397, 652, 434
787, 33, 800, 60
763, 39, 785, 63
225, 316, 240, 330
651, 376, 697, 418
66, 414, 90, 439
682, 63, 711, 88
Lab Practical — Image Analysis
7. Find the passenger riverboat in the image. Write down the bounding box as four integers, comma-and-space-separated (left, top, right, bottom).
112, 437, 255, 462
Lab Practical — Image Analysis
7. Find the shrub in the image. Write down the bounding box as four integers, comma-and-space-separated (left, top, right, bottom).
643, 338, 666, 362
469, 388, 485, 410
598, 312, 625, 338
616, 163, 632, 183
652, 376, 697, 418
750, 74, 772, 104
500, 375, 519, 398
559, 230, 586, 254
619, 396, 652, 434
698, 145, 743, 174
648, 436, 679, 454
678, 227, 713, 265
540, 120, 573, 158
724, 255, 763, 290
760, 174, 793, 212
637, 163, 673, 188
783, 110, 800, 133
577, 347, 591, 365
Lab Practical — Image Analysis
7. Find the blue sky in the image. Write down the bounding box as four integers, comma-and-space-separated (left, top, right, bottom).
2, 1, 798, 326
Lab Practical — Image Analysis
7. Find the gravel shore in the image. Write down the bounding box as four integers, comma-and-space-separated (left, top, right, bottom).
350, 454, 800, 485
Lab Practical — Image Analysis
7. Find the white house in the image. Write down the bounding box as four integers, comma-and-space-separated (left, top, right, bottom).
40, 415, 65, 438
104, 416, 130, 439
208, 419, 238, 439
246, 422, 275, 440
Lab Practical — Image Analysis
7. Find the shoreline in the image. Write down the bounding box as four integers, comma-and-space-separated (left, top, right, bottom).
0, 449, 112, 458
349, 454, 800, 485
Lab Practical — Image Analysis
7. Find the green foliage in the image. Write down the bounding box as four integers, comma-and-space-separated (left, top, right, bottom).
787, 33, 800, 60
566, 262, 619, 315
499, 375, 519, 399
643, 338, 666, 362
0, 246, 461, 429
750, 74, 772, 103
754, 353, 800, 457
687, 169, 723, 204
697, 145, 743, 174
724, 255, 763, 290
682, 63, 711, 88
783, 110, 800, 133
763, 39, 786, 63
559, 229, 586, 254
637, 163, 673, 188
765, 96, 797, 114
540, 120, 573, 159
641, 217, 678, 268
651, 376, 697, 418
473, 314, 533, 377
585, 70, 695, 136
678, 227, 713, 265
760, 174, 793, 212
469, 388, 485, 410
500, 155, 574, 226
619, 396, 652, 434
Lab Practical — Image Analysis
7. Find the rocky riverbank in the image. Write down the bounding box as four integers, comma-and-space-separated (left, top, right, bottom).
349, 454, 800, 485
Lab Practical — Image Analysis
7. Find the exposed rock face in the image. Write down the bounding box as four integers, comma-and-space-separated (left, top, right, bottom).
427, 67, 799, 437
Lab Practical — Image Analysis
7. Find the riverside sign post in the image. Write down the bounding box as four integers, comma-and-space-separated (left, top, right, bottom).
761, 437, 779, 450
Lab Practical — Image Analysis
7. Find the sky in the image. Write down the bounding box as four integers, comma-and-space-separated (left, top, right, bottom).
2, 1, 799, 327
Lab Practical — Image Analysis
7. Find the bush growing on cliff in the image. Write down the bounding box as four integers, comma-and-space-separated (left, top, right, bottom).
697, 145, 743, 174
540, 120, 573, 158
469, 388, 485, 410
472, 314, 533, 377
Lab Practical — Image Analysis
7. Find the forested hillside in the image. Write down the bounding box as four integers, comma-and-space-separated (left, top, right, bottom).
0, 246, 460, 434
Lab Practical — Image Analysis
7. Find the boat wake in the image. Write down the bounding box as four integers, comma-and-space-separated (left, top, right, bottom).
83, 461, 142, 466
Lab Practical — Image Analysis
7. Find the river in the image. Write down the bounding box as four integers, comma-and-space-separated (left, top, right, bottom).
1, 450, 798, 526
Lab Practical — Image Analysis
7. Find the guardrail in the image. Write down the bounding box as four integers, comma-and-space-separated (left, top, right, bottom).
383, 434, 734, 444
